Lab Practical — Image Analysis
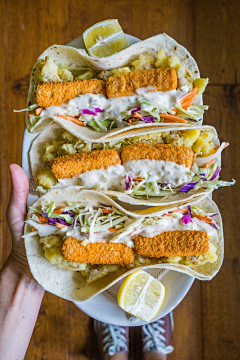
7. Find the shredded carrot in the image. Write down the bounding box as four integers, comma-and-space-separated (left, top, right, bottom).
57, 114, 85, 127
55, 223, 67, 229
133, 112, 143, 120
171, 108, 177, 114
200, 159, 215, 168
164, 208, 188, 216
159, 113, 187, 124
133, 177, 144, 181
193, 214, 213, 224
108, 227, 124, 232
31, 227, 37, 232
37, 215, 48, 223
53, 207, 65, 214
35, 107, 44, 116
179, 87, 198, 110
108, 228, 117, 232
102, 209, 113, 214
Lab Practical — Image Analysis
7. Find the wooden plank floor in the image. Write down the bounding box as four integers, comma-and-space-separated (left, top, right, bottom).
0, 0, 239, 359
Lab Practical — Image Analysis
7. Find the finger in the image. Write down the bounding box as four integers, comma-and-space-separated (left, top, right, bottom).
6, 164, 29, 230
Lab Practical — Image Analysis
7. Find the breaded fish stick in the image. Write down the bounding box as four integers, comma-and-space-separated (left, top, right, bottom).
36, 79, 106, 107
106, 68, 177, 98
62, 237, 134, 265
121, 144, 194, 168
135, 230, 209, 258
51, 149, 121, 179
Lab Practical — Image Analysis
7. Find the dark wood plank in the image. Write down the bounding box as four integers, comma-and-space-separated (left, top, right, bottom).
25, 294, 67, 360
66, 302, 99, 360
132, 0, 195, 54
202, 85, 240, 360
195, 0, 240, 84
169, 282, 203, 360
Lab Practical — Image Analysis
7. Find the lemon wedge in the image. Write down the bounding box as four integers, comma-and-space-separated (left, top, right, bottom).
117, 270, 165, 322
83, 19, 128, 57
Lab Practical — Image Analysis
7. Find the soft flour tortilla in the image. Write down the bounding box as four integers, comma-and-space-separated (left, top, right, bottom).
29, 123, 220, 206
26, 33, 203, 141
24, 189, 223, 301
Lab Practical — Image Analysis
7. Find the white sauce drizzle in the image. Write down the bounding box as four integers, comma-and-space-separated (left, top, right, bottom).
124, 160, 193, 185
40, 86, 189, 124
59, 160, 193, 191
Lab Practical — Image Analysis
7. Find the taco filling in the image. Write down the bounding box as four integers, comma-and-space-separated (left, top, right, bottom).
24, 201, 219, 284
26, 51, 209, 132
35, 127, 234, 198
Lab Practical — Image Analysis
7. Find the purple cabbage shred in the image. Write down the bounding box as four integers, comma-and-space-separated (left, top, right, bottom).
81, 108, 104, 116
178, 181, 199, 193
57, 218, 71, 226
210, 167, 221, 181
141, 116, 156, 123
182, 214, 193, 224
125, 174, 133, 190
187, 118, 198, 122
62, 210, 74, 217
41, 209, 48, 217
131, 106, 141, 114
210, 223, 218, 230
101, 203, 112, 208
48, 218, 56, 225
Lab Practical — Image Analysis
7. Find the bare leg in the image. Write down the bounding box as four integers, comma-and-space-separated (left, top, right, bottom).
106, 354, 127, 360
145, 353, 167, 360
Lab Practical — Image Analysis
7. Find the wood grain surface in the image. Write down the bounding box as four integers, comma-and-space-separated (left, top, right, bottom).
0, 0, 239, 359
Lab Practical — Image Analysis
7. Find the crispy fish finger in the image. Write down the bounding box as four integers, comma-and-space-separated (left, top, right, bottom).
134, 230, 209, 258
62, 237, 134, 265
36, 79, 106, 107
51, 149, 121, 179
106, 68, 177, 98
121, 143, 194, 168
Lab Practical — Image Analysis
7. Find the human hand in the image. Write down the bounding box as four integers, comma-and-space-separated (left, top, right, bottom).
6, 164, 31, 276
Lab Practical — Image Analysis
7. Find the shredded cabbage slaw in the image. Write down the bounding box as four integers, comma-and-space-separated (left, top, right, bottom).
23, 202, 132, 244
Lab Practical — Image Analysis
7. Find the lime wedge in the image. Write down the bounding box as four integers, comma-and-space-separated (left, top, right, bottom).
117, 270, 165, 322
83, 19, 128, 57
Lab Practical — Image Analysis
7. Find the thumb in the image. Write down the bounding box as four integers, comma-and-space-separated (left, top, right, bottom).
6, 164, 29, 242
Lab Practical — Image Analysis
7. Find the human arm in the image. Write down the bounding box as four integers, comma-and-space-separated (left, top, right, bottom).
0, 164, 45, 360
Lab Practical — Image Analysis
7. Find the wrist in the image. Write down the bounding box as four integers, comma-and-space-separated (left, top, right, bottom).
7, 252, 38, 286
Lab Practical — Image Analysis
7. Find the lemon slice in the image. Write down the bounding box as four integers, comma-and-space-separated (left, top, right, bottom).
83, 19, 128, 57
117, 270, 165, 322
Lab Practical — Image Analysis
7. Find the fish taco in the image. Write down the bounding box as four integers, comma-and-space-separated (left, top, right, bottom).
23, 34, 209, 141
23, 188, 223, 301
30, 122, 234, 206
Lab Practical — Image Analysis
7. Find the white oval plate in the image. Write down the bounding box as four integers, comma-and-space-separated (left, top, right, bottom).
22, 34, 194, 326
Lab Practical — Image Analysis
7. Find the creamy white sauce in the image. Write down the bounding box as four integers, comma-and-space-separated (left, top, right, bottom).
40, 86, 189, 125
124, 160, 193, 185
79, 164, 126, 190
59, 159, 194, 190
